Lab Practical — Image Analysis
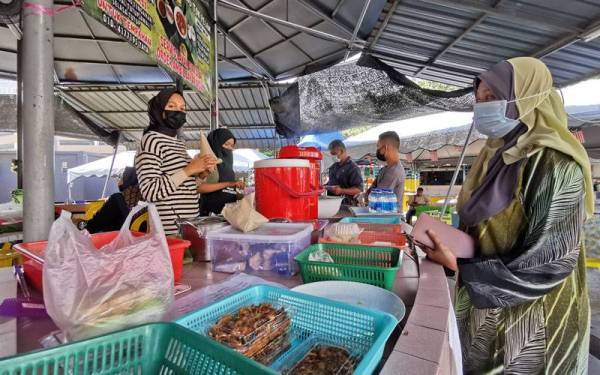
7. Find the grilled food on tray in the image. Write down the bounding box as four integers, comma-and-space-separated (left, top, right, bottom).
287, 345, 355, 375
208, 303, 290, 358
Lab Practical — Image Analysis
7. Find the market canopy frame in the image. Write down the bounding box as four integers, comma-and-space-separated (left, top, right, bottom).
364, 0, 600, 87
0, 0, 599, 144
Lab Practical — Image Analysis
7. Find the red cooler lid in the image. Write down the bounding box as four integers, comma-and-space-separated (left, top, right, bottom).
277, 145, 323, 161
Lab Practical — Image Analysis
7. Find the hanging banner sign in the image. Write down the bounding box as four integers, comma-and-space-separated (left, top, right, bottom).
81, 0, 213, 100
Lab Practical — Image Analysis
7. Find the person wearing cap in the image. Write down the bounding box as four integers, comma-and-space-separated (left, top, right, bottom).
326, 140, 363, 205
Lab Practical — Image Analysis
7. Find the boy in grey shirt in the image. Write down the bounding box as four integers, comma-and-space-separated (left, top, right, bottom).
368, 131, 405, 212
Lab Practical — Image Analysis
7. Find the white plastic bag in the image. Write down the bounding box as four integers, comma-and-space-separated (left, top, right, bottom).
323, 223, 363, 243
43, 203, 174, 341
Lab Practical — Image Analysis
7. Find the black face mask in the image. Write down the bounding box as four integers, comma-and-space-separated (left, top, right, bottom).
376, 147, 386, 162
164, 110, 187, 130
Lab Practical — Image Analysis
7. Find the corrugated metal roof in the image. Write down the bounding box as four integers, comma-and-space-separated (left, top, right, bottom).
366, 0, 600, 87
0, 0, 387, 83
57, 83, 296, 148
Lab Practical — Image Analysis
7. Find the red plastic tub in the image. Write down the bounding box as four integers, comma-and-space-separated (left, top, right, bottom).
13, 231, 190, 292
254, 159, 322, 222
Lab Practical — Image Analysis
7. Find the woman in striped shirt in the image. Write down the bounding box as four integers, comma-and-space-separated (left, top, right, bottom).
135, 88, 216, 235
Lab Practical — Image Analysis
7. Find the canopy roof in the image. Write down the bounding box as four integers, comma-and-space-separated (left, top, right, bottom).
1, 1, 600, 145
365, 0, 600, 87
67, 148, 267, 183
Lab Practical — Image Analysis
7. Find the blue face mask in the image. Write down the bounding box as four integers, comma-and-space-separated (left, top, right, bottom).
473, 100, 519, 138
473, 90, 550, 138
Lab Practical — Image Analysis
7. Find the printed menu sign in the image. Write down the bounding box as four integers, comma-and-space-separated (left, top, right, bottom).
81, 0, 213, 99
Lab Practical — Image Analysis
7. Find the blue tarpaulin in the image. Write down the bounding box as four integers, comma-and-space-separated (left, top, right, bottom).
298, 131, 344, 150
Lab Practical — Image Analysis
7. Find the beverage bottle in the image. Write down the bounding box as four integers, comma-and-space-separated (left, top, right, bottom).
383, 189, 393, 213
372, 189, 381, 213
368, 189, 377, 213
389, 190, 398, 213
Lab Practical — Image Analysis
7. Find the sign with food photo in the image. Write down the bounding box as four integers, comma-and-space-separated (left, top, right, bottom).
81, 0, 213, 99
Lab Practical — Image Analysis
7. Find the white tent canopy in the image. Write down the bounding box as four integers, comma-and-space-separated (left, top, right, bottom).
345, 106, 600, 161
345, 112, 474, 160
67, 149, 268, 183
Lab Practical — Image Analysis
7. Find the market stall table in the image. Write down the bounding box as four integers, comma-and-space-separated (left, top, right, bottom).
14, 249, 455, 375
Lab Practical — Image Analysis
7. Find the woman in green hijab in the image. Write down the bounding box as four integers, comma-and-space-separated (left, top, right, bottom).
424, 57, 591, 374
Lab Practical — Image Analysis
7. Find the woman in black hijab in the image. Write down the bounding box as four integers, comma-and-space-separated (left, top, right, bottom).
135, 87, 217, 235
199, 128, 244, 215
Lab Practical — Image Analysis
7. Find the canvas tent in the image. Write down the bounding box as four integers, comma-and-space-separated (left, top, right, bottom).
67, 149, 268, 184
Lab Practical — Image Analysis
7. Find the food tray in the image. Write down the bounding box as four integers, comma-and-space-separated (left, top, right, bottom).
207, 303, 291, 358
340, 216, 404, 225
278, 338, 358, 375
350, 206, 401, 217
176, 285, 398, 375
321, 228, 407, 249
295, 243, 403, 290
0, 322, 276, 375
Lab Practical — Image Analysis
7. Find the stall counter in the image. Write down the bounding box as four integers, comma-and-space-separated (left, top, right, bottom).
15, 253, 456, 375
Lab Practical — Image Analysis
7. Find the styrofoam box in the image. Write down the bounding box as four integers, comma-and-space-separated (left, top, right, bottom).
207, 223, 313, 277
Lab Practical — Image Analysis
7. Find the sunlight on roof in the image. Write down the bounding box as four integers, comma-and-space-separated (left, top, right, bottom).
0, 79, 16, 95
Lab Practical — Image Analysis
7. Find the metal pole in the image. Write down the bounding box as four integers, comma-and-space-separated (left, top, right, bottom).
440, 122, 475, 219
16, 39, 23, 189
22, 0, 55, 242
218, 0, 365, 47
101, 133, 120, 198
344, 0, 372, 61
211, 0, 219, 131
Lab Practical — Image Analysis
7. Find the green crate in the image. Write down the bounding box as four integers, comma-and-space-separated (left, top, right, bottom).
294, 243, 402, 290
0, 323, 277, 375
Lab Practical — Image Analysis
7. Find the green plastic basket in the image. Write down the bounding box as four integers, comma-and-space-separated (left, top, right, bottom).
0, 323, 277, 375
294, 243, 402, 290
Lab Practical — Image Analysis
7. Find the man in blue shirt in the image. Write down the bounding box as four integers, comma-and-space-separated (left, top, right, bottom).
327, 140, 364, 204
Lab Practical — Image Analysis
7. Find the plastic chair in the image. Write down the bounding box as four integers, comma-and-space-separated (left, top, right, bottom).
84, 200, 106, 221
130, 211, 149, 233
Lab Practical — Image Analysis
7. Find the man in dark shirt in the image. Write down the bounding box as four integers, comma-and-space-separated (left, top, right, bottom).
327, 140, 363, 204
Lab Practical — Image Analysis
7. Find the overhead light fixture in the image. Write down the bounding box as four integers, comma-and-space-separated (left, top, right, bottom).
580, 23, 600, 42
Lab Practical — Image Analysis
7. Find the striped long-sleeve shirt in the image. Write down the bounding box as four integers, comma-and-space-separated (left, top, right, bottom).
135, 131, 199, 235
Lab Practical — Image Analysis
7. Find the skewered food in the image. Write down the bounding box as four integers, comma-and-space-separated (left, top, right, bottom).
208, 303, 290, 357
287, 345, 355, 375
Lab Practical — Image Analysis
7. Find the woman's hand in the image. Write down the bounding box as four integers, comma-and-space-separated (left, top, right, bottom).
184, 154, 217, 176
423, 229, 458, 272
228, 180, 245, 189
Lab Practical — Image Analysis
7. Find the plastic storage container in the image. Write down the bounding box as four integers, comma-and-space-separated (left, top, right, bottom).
295, 243, 403, 290
207, 223, 313, 276
0, 322, 277, 375
321, 228, 407, 249
13, 231, 190, 291
177, 216, 228, 261
176, 285, 398, 375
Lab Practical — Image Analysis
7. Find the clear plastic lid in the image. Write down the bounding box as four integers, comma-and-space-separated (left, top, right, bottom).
207, 223, 313, 242
207, 303, 291, 356
279, 340, 358, 375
